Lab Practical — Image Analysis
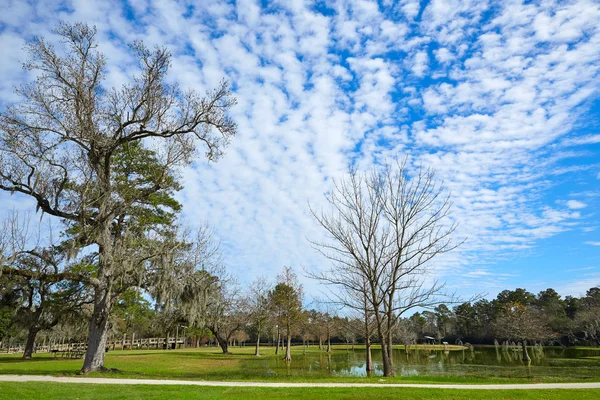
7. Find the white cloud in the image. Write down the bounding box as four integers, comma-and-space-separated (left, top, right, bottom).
556, 271, 600, 297
586, 242, 600, 246
567, 200, 587, 209
399, 0, 420, 20
434, 47, 454, 63
563, 134, 600, 146
411, 50, 429, 77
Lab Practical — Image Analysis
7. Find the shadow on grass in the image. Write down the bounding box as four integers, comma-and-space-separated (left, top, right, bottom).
107, 352, 247, 363
0, 356, 74, 363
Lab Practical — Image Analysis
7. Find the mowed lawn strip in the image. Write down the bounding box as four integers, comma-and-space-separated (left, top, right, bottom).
1, 383, 600, 400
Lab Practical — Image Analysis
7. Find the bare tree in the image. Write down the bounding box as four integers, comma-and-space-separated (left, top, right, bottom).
0, 23, 236, 372
573, 308, 600, 345
309, 160, 458, 377
248, 278, 271, 356
493, 303, 553, 361
395, 318, 418, 351
204, 280, 248, 354
313, 302, 338, 353
338, 316, 359, 350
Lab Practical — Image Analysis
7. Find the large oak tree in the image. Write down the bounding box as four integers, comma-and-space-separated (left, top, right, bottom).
0, 23, 236, 372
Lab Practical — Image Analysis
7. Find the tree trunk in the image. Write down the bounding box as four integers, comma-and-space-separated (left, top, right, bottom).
363, 296, 373, 373
219, 339, 229, 354
284, 334, 292, 361
379, 334, 393, 377
327, 331, 332, 353
213, 332, 229, 354
387, 328, 394, 368
365, 338, 374, 373
372, 308, 393, 377
82, 182, 115, 373
23, 327, 39, 359
275, 329, 280, 355
81, 290, 112, 373
255, 323, 261, 357
521, 340, 530, 362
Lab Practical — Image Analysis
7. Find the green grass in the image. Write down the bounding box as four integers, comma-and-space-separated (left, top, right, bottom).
1, 345, 599, 384
0, 382, 599, 400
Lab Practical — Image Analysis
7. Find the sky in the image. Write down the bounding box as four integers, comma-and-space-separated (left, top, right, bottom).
0, 0, 599, 303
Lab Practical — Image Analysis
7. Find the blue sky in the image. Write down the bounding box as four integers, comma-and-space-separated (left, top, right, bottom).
0, 0, 599, 301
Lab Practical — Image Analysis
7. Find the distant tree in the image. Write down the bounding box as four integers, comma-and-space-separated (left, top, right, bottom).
338, 317, 360, 350
304, 309, 323, 350
204, 279, 248, 354
323, 311, 337, 353
570, 287, 600, 345
573, 309, 600, 345
395, 318, 418, 350
231, 330, 249, 347
409, 312, 426, 338
154, 227, 222, 327
111, 288, 154, 341
472, 299, 496, 340
493, 303, 553, 361
422, 311, 438, 341
314, 303, 339, 353
248, 278, 271, 356
495, 289, 536, 308
453, 302, 475, 339
583, 287, 600, 307
564, 296, 581, 320
299, 310, 315, 351
269, 267, 303, 361
535, 288, 570, 338
434, 304, 454, 340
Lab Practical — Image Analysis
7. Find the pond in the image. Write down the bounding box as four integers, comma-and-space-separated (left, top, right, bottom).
256, 346, 600, 380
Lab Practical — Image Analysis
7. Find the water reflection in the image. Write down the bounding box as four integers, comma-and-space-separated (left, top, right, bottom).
269, 346, 600, 378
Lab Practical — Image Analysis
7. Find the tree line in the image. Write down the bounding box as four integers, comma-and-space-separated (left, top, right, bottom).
3, 259, 598, 364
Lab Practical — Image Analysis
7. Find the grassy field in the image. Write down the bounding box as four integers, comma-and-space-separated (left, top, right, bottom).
1, 345, 600, 384
0, 382, 599, 400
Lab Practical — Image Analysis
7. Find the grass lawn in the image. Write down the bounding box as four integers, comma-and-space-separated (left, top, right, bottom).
1, 345, 599, 384
0, 382, 599, 400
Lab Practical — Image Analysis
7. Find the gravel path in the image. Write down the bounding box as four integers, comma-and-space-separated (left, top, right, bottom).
1, 375, 600, 389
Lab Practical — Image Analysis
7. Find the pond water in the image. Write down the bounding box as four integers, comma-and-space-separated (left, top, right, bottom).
258, 346, 600, 380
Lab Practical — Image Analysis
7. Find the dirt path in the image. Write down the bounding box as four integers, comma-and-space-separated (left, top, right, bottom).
0, 375, 599, 389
